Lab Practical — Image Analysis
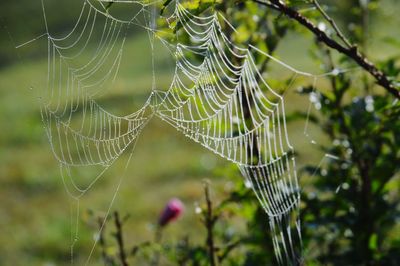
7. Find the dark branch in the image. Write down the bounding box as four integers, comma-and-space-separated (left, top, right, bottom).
113, 211, 129, 266
203, 181, 218, 266
252, 0, 400, 99
98, 217, 115, 266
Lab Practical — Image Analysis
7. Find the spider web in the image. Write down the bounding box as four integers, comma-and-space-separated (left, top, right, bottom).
41, 0, 156, 198
23, 0, 353, 264
155, 5, 305, 263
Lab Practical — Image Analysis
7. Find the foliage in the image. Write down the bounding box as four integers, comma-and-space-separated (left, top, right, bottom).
296, 1, 400, 263
93, 179, 277, 265
299, 87, 400, 265
1, 0, 399, 265
97, 0, 400, 265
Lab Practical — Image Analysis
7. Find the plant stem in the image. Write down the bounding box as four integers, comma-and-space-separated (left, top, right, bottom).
151, 226, 163, 266
98, 217, 114, 266
311, 0, 352, 48
113, 211, 129, 266
204, 181, 218, 266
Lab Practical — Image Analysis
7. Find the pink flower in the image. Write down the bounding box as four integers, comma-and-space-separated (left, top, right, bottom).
158, 198, 184, 227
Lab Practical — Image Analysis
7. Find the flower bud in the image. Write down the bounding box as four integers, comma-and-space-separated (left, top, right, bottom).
158, 198, 184, 227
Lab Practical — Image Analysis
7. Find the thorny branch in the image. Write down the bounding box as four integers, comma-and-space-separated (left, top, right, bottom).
251, 0, 400, 99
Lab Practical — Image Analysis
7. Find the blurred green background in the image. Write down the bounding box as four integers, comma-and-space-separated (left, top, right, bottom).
0, 0, 399, 265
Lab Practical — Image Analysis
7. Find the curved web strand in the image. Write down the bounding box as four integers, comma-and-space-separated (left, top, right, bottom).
37, 1, 160, 264
156, 3, 305, 264
41, 0, 155, 199
33, 0, 352, 264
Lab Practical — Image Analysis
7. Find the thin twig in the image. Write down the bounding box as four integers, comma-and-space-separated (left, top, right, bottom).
251, 0, 400, 99
217, 240, 242, 263
113, 211, 129, 266
311, 0, 352, 48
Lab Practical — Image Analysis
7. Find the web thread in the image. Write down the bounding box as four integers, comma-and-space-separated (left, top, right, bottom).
19, 0, 355, 264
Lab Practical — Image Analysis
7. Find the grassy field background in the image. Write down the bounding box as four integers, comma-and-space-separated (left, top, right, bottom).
0, 0, 399, 265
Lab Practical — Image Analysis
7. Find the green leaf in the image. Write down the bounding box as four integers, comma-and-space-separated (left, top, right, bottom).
369, 233, 378, 250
